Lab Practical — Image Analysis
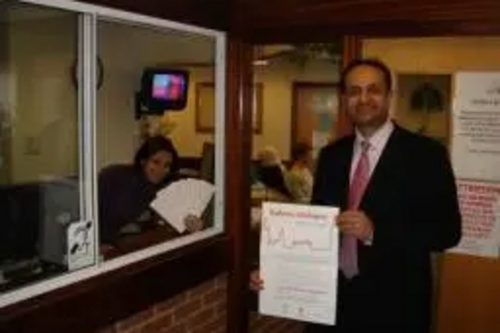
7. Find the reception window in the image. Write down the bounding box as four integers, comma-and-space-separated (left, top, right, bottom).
0, 0, 226, 308
96, 18, 222, 261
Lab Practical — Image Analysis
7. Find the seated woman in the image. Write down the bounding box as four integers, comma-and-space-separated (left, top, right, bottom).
98, 135, 203, 246
285, 142, 314, 203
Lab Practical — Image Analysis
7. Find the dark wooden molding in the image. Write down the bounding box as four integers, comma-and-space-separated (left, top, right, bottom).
230, 0, 500, 43
79, 0, 229, 30
0, 235, 229, 333
337, 35, 361, 137
225, 35, 254, 333
241, 20, 500, 44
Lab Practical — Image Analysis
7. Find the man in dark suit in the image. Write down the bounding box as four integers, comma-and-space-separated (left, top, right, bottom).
306, 58, 462, 333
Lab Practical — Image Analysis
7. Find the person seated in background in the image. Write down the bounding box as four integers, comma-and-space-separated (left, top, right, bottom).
255, 146, 292, 199
98, 135, 203, 247
285, 142, 314, 203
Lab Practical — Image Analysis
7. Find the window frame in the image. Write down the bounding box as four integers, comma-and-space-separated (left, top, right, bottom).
0, 0, 226, 309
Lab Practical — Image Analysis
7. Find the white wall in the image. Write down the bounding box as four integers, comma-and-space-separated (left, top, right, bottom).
9, 15, 78, 182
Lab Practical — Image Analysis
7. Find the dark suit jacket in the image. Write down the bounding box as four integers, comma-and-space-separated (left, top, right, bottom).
311, 124, 461, 332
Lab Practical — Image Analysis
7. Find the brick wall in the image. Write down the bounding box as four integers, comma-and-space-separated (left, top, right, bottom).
250, 313, 305, 333
93, 274, 305, 333
94, 275, 227, 333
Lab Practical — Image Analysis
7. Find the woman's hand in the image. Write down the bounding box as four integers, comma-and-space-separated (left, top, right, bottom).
184, 214, 204, 233
250, 269, 264, 292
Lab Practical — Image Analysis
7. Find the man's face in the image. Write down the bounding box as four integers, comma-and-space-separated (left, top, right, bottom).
343, 64, 391, 133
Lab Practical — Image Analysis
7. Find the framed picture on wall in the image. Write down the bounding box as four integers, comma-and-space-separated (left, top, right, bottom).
395, 73, 451, 147
195, 82, 263, 133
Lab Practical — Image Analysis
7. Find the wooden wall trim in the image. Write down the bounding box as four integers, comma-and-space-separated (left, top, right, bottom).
225, 35, 253, 333
235, 0, 500, 34
232, 0, 500, 43
79, 0, 229, 30
336, 35, 360, 137
0, 235, 229, 333
241, 19, 500, 44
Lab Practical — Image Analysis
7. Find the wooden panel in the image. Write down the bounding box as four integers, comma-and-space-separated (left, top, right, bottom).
233, 0, 500, 41
236, 0, 500, 25
437, 254, 500, 333
79, 0, 229, 30
225, 35, 254, 333
337, 36, 360, 137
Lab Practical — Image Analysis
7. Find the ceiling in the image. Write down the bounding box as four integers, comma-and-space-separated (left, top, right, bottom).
4, 0, 500, 41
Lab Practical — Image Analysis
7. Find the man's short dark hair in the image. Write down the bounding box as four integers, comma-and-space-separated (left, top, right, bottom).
339, 58, 393, 93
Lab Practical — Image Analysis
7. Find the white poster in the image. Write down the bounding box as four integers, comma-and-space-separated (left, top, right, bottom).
450, 180, 500, 258
454, 72, 500, 99
259, 202, 339, 325
452, 72, 500, 181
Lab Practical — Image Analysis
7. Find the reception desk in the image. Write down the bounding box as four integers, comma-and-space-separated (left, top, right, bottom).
101, 225, 180, 260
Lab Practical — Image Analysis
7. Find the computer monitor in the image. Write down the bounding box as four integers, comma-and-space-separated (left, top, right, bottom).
37, 177, 80, 266
199, 142, 215, 228
0, 182, 41, 263
0, 178, 80, 267
199, 142, 215, 183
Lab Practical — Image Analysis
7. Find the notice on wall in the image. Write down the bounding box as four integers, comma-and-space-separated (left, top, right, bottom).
451, 72, 500, 181
449, 180, 500, 258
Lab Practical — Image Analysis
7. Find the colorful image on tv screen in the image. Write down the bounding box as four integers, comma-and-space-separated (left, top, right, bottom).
152, 74, 185, 100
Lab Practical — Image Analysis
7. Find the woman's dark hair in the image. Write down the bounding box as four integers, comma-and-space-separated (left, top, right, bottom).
339, 58, 393, 93
291, 142, 312, 162
133, 135, 179, 181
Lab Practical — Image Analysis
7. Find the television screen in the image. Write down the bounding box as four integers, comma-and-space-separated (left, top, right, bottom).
139, 68, 189, 113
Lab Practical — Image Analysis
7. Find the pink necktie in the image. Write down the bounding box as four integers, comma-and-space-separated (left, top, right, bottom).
340, 140, 370, 278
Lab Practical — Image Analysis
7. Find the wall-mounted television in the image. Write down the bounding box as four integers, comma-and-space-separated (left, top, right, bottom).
137, 68, 190, 116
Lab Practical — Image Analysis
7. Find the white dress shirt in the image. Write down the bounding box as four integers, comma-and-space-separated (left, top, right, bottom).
349, 120, 394, 245
350, 120, 395, 183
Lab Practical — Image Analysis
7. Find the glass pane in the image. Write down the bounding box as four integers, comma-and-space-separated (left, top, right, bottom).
0, 3, 86, 293
248, 43, 341, 331
251, 43, 340, 206
96, 19, 218, 260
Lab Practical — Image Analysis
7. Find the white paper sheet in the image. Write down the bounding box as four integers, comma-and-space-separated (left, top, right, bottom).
259, 202, 339, 325
452, 72, 500, 181
150, 178, 215, 233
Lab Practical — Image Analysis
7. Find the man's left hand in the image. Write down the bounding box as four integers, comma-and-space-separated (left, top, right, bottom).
336, 210, 374, 243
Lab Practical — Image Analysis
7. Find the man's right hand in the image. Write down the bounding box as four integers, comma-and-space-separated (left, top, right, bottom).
250, 270, 264, 292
